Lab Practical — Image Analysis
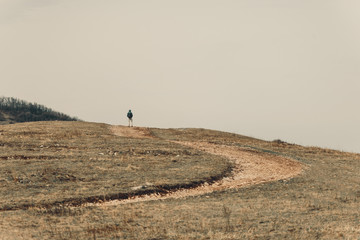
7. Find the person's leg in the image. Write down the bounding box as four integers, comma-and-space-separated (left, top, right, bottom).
130, 118, 133, 127
128, 118, 131, 127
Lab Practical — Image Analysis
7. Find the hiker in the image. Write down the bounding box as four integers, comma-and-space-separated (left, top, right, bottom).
127, 110, 133, 127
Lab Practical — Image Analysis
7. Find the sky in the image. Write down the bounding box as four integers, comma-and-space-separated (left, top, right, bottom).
1, 0, 360, 152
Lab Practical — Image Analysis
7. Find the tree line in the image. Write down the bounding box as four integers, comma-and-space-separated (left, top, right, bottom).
0, 97, 79, 123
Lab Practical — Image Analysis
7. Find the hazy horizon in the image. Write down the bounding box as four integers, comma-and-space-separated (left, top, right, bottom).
1, 0, 360, 152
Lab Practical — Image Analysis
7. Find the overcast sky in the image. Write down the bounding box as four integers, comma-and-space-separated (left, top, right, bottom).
1, 0, 360, 152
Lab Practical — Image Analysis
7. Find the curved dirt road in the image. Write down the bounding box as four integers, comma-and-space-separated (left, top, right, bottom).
100, 126, 303, 205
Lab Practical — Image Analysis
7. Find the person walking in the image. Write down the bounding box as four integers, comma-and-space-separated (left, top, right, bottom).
127, 110, 133, 127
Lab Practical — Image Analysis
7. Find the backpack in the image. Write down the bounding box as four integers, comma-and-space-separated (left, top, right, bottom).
127, 112, 133, 119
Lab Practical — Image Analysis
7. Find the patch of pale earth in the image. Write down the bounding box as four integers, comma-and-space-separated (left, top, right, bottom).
92, 126, 303, 206
110, 125, 154, 139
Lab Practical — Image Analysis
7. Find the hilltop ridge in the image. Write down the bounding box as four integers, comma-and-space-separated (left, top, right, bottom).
0, 121, 359, 239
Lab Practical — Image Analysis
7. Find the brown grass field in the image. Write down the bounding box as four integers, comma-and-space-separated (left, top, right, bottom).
0, 121, 359, 239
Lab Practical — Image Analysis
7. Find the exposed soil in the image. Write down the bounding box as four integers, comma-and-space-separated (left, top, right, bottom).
110, 125, 154, 139
99, 125, 303, 205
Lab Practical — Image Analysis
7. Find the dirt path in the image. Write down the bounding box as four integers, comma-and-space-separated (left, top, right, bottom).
99, 126, 303, 205
110, 125, 154, 139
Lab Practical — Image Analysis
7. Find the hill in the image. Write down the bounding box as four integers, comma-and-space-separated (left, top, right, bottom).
0, 121, 359, 239
0, 97, 79, 124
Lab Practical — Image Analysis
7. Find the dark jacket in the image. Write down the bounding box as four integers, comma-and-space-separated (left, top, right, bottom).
127, 111, 133, 119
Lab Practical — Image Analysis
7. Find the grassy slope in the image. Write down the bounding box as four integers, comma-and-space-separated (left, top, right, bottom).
0, 122, 231, 210
0, 122, 359, 239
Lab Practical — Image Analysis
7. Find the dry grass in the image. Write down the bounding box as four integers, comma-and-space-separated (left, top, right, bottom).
0, 122, 230, 211
0, 122, 359, 239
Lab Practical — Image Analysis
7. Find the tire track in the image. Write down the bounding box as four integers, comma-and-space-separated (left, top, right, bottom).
93, 126, 303, 206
